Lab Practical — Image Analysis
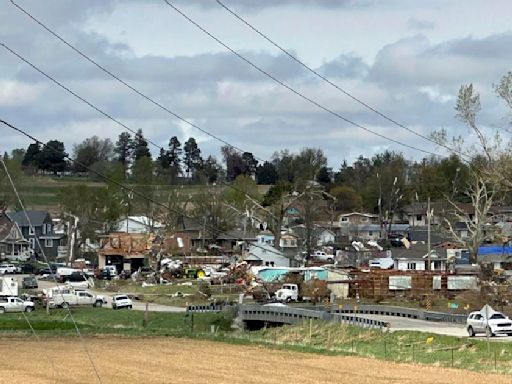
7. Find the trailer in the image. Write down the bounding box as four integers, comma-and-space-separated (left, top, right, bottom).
0, 277, 19, 297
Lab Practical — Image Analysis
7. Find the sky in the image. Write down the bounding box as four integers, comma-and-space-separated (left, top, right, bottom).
1, 0, 512, 168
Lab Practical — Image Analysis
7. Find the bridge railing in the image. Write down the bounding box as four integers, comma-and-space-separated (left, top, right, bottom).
332, 304, 466, 324
238, 304, 387, 329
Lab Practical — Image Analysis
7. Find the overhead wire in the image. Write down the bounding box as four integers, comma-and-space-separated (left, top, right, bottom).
0, 248, 57, 382
9, 0, 256, 161
214, 0, 470, 161
0, 118, 287, 258
162, 0, 440, 157
0, 151, 103, 384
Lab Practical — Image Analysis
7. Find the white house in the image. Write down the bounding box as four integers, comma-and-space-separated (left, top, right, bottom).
244, 243, 290, 267
316, 228, 336, 246
115, 216, 164, 234
339, 212, 378, 226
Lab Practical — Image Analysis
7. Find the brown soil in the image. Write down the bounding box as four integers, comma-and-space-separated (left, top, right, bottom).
0, 337, 509, 384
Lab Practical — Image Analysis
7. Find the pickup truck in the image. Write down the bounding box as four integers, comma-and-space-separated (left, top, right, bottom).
48, 290, 106, 309
0, 296, 35, 313
310, 251, 334, 263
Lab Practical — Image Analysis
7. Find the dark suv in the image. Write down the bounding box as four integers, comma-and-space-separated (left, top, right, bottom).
22, 276, 38, 289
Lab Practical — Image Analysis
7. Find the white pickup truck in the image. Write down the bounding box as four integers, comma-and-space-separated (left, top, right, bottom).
0, 296, 35, 313
48, 289, 106, 309
310, 251, 334, 263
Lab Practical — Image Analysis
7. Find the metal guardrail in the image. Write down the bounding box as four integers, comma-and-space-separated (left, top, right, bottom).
186, 304, 226, 313
238, 304, 388, 329
333, 304, 466, 324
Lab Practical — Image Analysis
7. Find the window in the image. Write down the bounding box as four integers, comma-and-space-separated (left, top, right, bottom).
45, 239, 53, 248
416, 215, 422, 221
341, 217, 349, 222
368, 231, 373, 237
361, 217, 369, 222
407, 262, 416, 270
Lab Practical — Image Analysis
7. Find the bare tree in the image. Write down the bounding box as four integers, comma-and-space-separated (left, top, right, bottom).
443, 173, 497, 264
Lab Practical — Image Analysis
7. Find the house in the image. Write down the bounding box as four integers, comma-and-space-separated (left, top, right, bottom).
0, 213, 30, 260
98, 232, 154, 273
115, 216, 164, 234
7, 211, 66, 259
339, 212, 378, 226
392, 244, 448, 271
403, 201, 475, 228
244, 243, 290, 267
190, 229, 257, 254
256, 230, 275, 246
316, 228, 336, 246
350, 224, 409, 241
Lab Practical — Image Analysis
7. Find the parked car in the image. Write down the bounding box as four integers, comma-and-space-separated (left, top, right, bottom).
112, 294, 133, 310
467, 310, 512, 337
22, 276, 38, 290
0, 264, 18, 274
0, 296, 35, 313
37, 265, 58, 275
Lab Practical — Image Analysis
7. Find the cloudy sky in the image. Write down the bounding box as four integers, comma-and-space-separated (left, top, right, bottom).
1, 0, 512, 167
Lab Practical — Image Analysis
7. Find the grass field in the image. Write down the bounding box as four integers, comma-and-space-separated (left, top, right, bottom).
16, 175, 271, 212
1, 337, 510, 384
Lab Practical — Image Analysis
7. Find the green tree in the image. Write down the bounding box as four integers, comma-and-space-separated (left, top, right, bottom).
22, 143, 41, 171
330, 185, 362, 212
72, 136, 114, 173
256, 161, 278, 185
114, 132, 133, 178
37, 140, 67, 174
132, 129, 151, 162
183, 137, 202, 181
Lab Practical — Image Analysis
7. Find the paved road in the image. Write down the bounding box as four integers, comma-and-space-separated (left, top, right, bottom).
359, 314, 512, 341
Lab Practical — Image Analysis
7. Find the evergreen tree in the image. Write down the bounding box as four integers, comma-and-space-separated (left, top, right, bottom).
114, 132, 133, 177
38, 140, 67, 174
256, 161, 278, 184
183, 137, 202, 180
22, 143, 41, 169
168, 136, 182, 183
132, 129, 151, 161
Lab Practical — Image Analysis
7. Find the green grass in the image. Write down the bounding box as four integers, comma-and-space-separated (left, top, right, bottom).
234, 321, 512, 375
0, 307, 232, 336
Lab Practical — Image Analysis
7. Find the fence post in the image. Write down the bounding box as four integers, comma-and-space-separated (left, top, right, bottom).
494, 350, 497, 371
384, 341, 387, 359
309, 319, 312, 339
451, 348, 454, 368
412, 344, 415, 362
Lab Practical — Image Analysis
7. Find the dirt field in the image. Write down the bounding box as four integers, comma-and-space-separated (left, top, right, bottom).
0, 337, 510, 384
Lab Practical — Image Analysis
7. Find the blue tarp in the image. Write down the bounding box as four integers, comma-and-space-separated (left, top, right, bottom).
478, 246, 512, 256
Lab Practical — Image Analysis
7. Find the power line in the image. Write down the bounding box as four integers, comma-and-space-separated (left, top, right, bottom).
0, 152, 103, 384
0, 118, 286, 258
0, 40, 278, 236
0, 249, 57, 381
162, 0, 439, 157
9, 0, 257, 162
215, 0, 467, 160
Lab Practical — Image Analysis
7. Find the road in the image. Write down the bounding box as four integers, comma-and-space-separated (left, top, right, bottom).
359, 314, 512, 341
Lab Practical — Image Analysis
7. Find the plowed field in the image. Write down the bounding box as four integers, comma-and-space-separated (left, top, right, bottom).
0, 337, 509, 384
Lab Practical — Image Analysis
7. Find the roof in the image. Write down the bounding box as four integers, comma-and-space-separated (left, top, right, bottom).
0, 214, 13, 240
339, 212, 378, 218
392, 244, 448, 259
355, 224, 409, 232
7, 211, 51, 227
117, 216, 164, 228
403, 201, 476, 216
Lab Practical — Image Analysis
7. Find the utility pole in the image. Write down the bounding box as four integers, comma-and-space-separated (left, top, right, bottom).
427, 197, 431, 271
